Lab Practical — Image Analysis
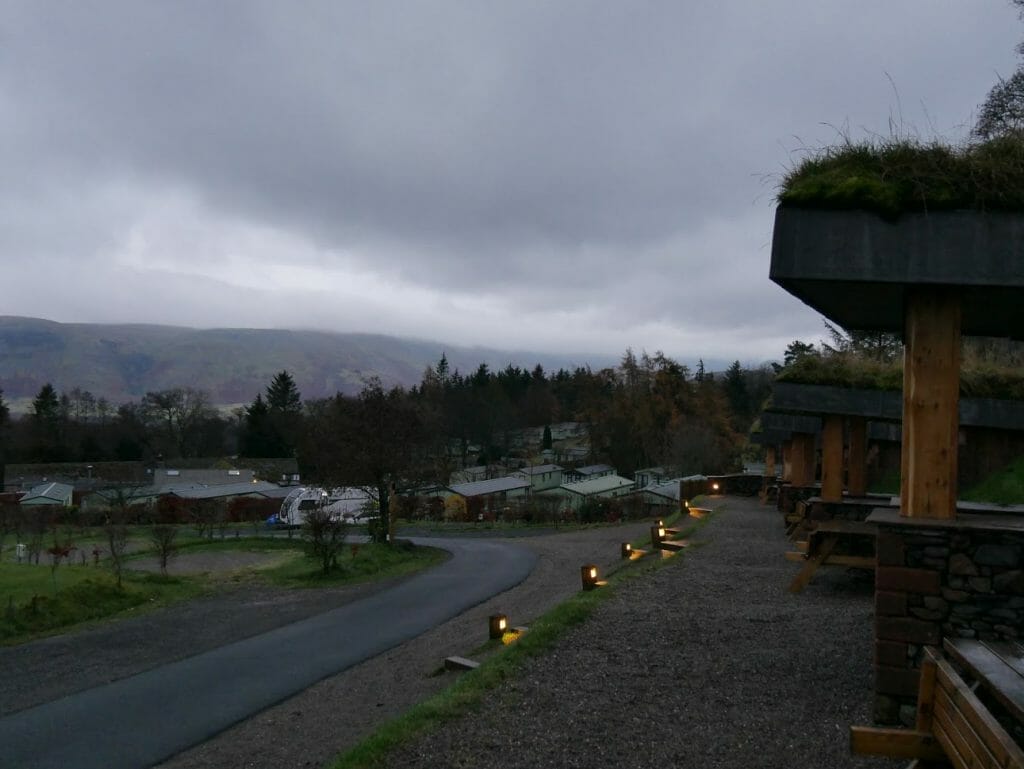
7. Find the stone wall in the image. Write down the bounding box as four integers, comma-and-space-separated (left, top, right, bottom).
872, 510, 1024, 724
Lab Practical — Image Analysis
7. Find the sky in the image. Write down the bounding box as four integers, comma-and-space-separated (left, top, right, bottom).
2, 1, 1021, 366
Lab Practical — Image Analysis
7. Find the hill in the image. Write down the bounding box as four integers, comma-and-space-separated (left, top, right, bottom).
0, 317, 619, 408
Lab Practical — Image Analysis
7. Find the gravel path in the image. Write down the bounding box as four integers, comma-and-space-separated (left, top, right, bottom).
389, 497, 898, 769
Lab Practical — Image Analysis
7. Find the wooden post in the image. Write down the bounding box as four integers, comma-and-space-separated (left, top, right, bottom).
781, 440, 793, 482
901, 288, 961, 520
765, 446, 776, 478
789, 432, 816, 488
820, 415, 844, 503
847, 417, 867, 497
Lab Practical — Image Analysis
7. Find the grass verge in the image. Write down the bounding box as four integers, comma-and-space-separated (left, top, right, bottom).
0, 567, 205, 644
2, 538, 446, 644
330, 508, 717, 769
263, 542, 448, 587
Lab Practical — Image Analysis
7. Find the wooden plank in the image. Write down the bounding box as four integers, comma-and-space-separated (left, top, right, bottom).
902, 287, 961, 520
985, 639, 1024, 679
931, 715, 970, 769
821, 415, 844, 502
849, 727, 946, 760
782, 439, 793, 483
847, 416, 868, 497
934, 687, 999, 769
790, 432, 816, 488
945, 639, 1024, 727
788, 535, 837, 593
934, 654, 1024, 768
813, 519, 876, 536
444, 655, 480, 671
658, 540, 688, 552
917, 655, 938, 732
820, 554, 874, 569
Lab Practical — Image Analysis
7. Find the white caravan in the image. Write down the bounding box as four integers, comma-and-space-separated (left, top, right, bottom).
277, 487, 375, 527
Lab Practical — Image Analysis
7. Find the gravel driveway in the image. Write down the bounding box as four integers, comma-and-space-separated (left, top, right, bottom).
387, 496, 898, 768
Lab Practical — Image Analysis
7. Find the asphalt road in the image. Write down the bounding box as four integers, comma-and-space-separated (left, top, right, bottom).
0, 537, 538, 769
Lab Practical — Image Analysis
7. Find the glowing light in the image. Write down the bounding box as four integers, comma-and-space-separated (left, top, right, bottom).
489, 614, 509, 639
712, 482, 720, 491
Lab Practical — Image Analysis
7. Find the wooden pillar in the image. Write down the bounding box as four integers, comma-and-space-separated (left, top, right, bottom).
765, 446, 776, 478
820, 415, 844, 502
789, 432, 816, 488
901, 288, 961, 520
781, 440, 793, 482
847, 417, 868, 497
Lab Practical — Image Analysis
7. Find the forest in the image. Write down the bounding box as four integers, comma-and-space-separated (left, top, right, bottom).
0, 350, 778, 489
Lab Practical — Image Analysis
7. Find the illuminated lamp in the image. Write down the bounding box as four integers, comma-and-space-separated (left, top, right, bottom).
621, 542, 633, 559
711, 481, 720, 492
651, 525, 666, 547
488, 614, 509, 639
581, 564, 600, 590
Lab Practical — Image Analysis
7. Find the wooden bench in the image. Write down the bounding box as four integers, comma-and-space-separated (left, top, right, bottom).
784, 519, 875, 593
851, 643, 1024, 769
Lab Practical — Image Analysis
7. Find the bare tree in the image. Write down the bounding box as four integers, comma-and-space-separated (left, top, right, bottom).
0, 503, 22, 562
99, 485, 142, 589
303, 505, 348, 575
148, 524, 178, 576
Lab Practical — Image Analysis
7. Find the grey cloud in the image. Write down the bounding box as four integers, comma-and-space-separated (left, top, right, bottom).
0, 1, 1020, 360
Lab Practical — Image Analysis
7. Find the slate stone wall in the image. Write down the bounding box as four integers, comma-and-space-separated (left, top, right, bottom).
874, 518, 1024, 724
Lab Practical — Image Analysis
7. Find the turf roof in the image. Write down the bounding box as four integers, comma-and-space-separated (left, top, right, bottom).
778, 135, 1024, 219
777, 355, 1024, 400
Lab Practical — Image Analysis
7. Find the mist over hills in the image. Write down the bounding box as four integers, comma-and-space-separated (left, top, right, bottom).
0, 316, 660, 408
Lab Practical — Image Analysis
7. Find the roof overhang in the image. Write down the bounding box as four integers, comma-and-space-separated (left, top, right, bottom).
770, 207, 1024, 338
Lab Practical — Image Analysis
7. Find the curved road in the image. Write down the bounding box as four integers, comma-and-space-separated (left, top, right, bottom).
0, 537, 537, 769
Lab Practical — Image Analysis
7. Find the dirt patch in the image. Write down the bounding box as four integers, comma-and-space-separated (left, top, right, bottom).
131, 550, 293, 575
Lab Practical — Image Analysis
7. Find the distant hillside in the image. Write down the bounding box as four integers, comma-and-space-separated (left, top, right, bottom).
0, 316, 619, 407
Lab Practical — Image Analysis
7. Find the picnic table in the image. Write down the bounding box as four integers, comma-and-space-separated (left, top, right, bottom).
945, 638, 1024, 729
851, 642, 1024, 768
785, 519, 876, 593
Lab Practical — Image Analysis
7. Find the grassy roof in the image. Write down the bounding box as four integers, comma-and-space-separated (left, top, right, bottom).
778, 135, 1024, 219
777, 355, 1024, 400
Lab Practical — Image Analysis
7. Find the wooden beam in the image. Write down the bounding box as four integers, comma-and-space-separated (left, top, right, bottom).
781, 439, 793, 482
765, 446, 776, 478
821, 415, 844, 502
901, 288, 961, 520
849, 727, 946, 761
788, 534, 837, 593
847, 416, 867, 497
789, 432, 816, 487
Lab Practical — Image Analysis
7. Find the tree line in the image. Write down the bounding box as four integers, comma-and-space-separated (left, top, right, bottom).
0, 351, 779, 488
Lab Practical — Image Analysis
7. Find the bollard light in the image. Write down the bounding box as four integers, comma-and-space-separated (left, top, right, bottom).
621, 542, 633, 559
711, 481, 720, 492
651, 525, 667, 547
489, 614, 508, 639
581, 564, 599, 590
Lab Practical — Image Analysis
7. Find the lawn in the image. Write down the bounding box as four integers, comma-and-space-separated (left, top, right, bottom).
0, 529, 447, 644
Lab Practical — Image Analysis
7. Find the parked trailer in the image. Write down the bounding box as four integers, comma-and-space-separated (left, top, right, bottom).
276, 487, 375, 527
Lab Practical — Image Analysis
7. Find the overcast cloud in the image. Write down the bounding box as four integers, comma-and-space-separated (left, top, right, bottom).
1, 1, 1019, 365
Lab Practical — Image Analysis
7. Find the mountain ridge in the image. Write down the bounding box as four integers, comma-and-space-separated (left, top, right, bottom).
0, 316, 627, 407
